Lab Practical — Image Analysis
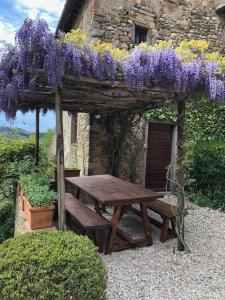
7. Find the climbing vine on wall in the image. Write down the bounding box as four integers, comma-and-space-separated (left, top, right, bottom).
110, 113, 145, 183
144, 98, 225, 143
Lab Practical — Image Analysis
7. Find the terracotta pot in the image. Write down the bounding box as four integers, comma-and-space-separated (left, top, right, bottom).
23, 195, 55, 230
54, 168, 80, 182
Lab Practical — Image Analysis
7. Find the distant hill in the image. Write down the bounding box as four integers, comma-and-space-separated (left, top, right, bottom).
0, 126, 44, 140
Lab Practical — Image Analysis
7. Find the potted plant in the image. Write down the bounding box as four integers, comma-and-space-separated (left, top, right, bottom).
20, 174, 56, 230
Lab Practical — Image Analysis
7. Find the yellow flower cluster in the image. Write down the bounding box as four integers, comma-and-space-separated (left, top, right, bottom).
89, 40, 129, 61
205, 52, 225, 71
176, 40, 209, 61
63, 29, 128, 60
154, 40, 173, 49
175, 39, 225, 71
137, 41, 172, 50
62, 28, 225, 72
177, 40, 209, 53
63, 29, 87, 48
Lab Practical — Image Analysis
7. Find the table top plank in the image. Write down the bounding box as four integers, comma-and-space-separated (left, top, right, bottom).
66, 174, 161, 206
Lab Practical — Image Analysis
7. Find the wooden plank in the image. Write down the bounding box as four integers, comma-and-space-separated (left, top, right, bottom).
147, 198, 175, 218
148, 140, 172, 150
106, 206, 122, 254
66, 174, 161, 206
65, 193, 111, 229
20, 68, 177, 114
149, 130, 172, 140
127, 206, 174, 235
145, 171, 167, 181
140, 203, 153, 246
146, 160, 170, 171
55, 86, 66, 230
146, 149, 171, 160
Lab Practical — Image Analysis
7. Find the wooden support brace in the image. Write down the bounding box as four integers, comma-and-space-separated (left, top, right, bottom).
55, 86, 66, 231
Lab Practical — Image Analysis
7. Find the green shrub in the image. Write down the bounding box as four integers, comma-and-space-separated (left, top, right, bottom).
187, 140, 225, 210
0, 231, 107, 300
0, 137, 36, 200
188, 190, 225, 211
20, 173, 56, 207
0, 139, 35, 171
0, 200, 14, 244
0, 201, 13, 225
188, 140, 225, 192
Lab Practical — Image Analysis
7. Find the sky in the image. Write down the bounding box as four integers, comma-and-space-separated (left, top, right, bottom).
0, 0, 66, 132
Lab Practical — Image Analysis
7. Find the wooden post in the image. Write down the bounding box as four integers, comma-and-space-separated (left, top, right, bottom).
35, 108, 40, 167
176, 97, 185, 252
55, 87, 66, 230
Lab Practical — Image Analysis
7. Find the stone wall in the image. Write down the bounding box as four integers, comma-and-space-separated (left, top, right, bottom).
88, 115, 113, 175
113, 115, 146, 183
63, 112, 72, 167
73, 0, 96, 39
77, 113, 90, 176
90, 0, 225, 52
64, 0, 225, 182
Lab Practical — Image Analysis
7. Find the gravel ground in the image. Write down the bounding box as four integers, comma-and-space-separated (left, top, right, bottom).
103, 195, 225, 300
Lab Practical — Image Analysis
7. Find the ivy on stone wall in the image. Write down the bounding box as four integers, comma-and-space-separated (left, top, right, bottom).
144, 98, 225, 143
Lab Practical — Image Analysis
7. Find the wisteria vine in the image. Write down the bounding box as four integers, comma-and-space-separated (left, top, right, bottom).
0, 19, 224, 119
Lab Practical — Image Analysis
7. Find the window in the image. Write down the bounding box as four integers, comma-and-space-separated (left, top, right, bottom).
135, 26, 147, 45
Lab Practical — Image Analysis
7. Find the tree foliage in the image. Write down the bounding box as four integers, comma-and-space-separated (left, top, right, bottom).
0, 200, 14, 244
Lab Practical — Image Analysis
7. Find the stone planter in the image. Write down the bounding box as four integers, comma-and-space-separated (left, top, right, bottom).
54, 168, 80, 182
23, 195, 55, 230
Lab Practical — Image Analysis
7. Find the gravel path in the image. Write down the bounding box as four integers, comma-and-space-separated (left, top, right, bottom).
103, 195, 225, 300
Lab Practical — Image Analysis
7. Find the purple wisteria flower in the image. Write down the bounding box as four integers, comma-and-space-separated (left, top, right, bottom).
0, 18, 225, 119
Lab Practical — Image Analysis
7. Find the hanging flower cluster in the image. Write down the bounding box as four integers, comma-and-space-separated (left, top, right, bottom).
0, 19, 225, 119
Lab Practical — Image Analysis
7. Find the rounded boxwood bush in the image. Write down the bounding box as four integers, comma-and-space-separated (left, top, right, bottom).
0, 231, 107, 300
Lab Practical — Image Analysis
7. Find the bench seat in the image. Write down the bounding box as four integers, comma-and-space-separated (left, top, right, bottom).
147, 198, 176, 242
65, 193, 110, 252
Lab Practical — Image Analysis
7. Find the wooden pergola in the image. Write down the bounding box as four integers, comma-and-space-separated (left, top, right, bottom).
13, 72, 187, 251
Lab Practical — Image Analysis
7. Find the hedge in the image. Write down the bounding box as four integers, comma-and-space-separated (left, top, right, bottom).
0, 137, 36, 198
188, 140, 225, 192
0, 231, 107, 300
0, 138, 35, 167
187, 140, 225, 210
0, 200, 14, 244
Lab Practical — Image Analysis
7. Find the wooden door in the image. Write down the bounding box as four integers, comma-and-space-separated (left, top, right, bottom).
145, 123, 173, 190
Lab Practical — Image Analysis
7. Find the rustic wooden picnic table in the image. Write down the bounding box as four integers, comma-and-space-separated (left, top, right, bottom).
66, 174, 161, 254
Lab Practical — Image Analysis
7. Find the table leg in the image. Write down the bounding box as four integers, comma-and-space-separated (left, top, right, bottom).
140, 203, 153, 246
105, 206, 122, 255
93, 199, 103, 216
76, 188, 81, 199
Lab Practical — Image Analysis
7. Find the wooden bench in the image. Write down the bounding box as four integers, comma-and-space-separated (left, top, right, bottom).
65, 193, 111, 252
146, 199, 176, 242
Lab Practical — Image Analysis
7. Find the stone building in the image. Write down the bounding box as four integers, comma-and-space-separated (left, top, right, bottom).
57, 0, 225, 190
